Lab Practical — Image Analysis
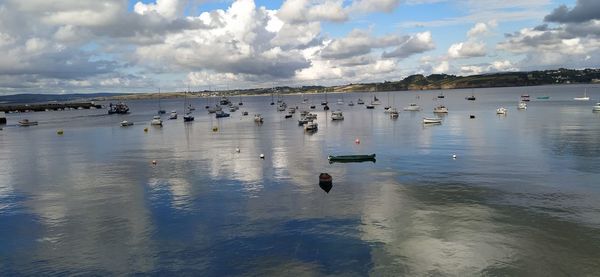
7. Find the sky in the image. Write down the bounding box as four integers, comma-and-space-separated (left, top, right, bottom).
0, 0, 598, 94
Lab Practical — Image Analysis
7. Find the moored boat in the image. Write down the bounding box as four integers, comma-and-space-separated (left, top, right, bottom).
108, 102, 129, 114
389, 108, 399, 118
215, 110, 230, 118
304, 121, 318, 131
169, 110, 178, 119
433, 105, 448, 113
328, 154, 376, 163
574, 89, 590, 101
120, 120, 134, 126
18, 119, 38, 126
593, 103, 600, 111
422, 117, 442, 124
183, 113, 194, 122
518, 102, 527, 110
357, 98, 365, 105
496, 107, 508, 115
331, 110, 344, 120
521, 94, 530, 102
403, 103, 421, 111
150, 115, 163, 125
254, 114, 264, 123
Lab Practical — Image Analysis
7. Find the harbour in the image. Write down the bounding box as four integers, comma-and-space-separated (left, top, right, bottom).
1, 85, 600, 275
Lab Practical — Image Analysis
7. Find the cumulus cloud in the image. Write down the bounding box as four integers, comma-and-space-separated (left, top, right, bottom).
544, 0, 600, 23
448, 41, 486, 58
277, 0, 348, 23
320, 29, 401, 59
467, 21, 497, 37
381, 31, 435, 59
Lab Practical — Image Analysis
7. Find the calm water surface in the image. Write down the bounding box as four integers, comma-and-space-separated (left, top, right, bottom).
1, 85, 600, 275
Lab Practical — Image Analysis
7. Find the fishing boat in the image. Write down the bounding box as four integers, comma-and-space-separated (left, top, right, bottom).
574, 89, 590, 101
328, 154, 376, 163
254, 114, 264, 123
107, 102, 129, 114
169, 110, 178, 119
433, 105, 448, 113
403, 103, 421, 111
18, 119, 38, 126
331, 110, 344, 120
157, 89, 166, 114
422, 117, 442, 124
521, 94, 530, 102
120, 120, 134, 126
496, 107, 508, 115
389, 108, 399, 118
593, 103, 600, 111
304, 121, 318, 131
518, 102, 527, 110
215, 110, 230, 118
357, 98, 365, 105
150, 116, 163, 126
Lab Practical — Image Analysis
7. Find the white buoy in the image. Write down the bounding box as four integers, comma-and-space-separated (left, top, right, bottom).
452, 154, 457, 159
260, 154, 265, 159
236, 147, 240, 153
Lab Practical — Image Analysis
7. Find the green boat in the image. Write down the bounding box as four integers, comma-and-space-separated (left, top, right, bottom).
328, 154, 376, 163
537, 96, 550, 99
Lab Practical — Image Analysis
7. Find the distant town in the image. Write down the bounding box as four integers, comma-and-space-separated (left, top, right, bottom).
1, 68, 599, 105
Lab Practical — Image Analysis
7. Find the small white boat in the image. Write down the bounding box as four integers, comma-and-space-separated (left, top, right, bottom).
120, 120, 134, 126
574, 89, 590, 101
304, 121, 318, 131
348, 101, 354, 106
337, 99, 344, 105
331, 110, 344, 120
254, 114, 264, 123
433, 105, 448, 113
18, 119, 38, 126
403, 103, 421, 111
277, 104, 286, 112
151, 115, 163, 125
357, 98, 365, 105
389, 108, 399, 118
496, 107, 508, 115
593, 103, 600, 111
169, 111, 178, 119
423, 117, 442, 124
518, 102, 527, 110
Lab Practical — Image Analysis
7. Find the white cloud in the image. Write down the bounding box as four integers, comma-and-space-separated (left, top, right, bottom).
134, 0, 185, 20
467, 20, 496, 37
432, 61, 449, 73
382, 31, 435, 59
447, 40, 486, 58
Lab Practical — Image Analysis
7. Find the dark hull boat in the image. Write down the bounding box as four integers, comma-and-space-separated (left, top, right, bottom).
328, 154, 376, 163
